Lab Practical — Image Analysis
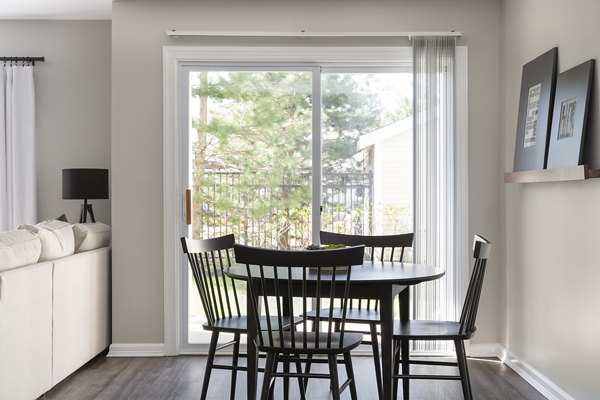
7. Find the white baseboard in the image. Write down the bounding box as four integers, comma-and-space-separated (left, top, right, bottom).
471, 343, 573, 400
107, 343, 165, 357
501, 347, 574, 400
468, 343, 506, 358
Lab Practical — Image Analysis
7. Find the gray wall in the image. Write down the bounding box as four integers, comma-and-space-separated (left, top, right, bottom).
0, 20, 111, 225
501, 0, 600, 398
112, 0, 502, 345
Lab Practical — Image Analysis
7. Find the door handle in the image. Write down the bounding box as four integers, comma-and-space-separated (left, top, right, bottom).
185, 189, 192, 225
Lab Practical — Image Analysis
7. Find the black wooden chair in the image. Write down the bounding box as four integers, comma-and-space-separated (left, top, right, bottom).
393, 235, 492, 400
181, 234, 243, 400
234, 243, 365, 400
305, 231, 414, 400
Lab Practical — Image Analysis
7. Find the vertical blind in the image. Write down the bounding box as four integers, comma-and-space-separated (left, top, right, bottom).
412, 36, 458, 352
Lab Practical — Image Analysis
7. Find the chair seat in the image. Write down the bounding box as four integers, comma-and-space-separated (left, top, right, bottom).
305, 307, 382, 323
204, 316, 303, 334
393, 320, 475, 340
256, 331, 364, 354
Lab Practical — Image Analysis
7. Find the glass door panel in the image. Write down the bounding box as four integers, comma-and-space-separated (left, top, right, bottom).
186, 69, 313, 344
321, 72, 413, 240
189, 70, 313, 247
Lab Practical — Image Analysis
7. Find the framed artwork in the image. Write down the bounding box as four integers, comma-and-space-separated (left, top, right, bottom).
513, 48, 558, 171
546, 60, 595, 169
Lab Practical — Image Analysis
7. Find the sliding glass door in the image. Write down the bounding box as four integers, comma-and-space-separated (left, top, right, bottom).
321, 71, 413, 240
182, 67, 316, 344
180, 64, 412, 348
186, 69, 315, 249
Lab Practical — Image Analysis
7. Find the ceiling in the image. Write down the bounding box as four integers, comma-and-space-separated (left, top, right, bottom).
0, 0, 112, 20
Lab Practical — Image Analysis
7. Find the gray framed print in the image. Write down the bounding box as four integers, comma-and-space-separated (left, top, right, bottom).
513, 48, 558, 171
546, 60, 595, 169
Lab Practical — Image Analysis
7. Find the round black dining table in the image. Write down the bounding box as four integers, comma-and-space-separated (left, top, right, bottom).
225, 260, 444, 400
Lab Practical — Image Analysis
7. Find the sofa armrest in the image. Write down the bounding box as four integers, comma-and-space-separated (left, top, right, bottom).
52, 247, 111, 386
0, 262, 53, 400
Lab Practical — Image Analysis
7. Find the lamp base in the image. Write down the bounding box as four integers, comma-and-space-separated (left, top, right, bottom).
79, 200, 96, 223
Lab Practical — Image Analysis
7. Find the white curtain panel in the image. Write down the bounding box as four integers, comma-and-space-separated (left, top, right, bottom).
412, 36, 457, 351
0, 65, 36, 231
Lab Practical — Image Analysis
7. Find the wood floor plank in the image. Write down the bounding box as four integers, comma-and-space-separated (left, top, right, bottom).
42, 355, 547, 399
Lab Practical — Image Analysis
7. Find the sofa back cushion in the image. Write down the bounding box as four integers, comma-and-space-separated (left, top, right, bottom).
19, 220, 75, 262
0, 229, 42, 272
73, 223, 111, 252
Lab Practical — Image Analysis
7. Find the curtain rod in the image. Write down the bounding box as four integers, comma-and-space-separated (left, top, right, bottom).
166, 30, 462, 38
1, 56, 45, 65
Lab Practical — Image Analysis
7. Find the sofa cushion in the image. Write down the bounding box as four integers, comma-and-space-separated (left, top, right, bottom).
0, 229, 42, 272
73, 223, 111, 252
19, 220, 75, 262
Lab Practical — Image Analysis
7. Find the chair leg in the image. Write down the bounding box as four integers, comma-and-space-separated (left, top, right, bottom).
455, 340, 473, 400
269, 354, 280, 400
294, 354, 307, 400
201, 331, 219, 400
393, 339, 400, 400
370, 322, 384, 400
229, 333, 240, 400
328, 354, 341, 400
261, 353, 277, 400
401, 340, 410, 400
343, 352, 359, 400
303, 354, 313, 390
283, 356, 290, 400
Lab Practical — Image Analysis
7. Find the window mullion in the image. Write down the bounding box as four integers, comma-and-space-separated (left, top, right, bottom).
311, 67, 322, 244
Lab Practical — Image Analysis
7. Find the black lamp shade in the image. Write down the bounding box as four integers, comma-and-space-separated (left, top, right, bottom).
62, 169, 109, 200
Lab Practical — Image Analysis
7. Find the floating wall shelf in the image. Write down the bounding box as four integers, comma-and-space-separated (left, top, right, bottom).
504, 165, 600, 183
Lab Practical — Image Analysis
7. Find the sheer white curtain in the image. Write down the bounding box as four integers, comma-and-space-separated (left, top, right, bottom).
0, 65, 36, 231
412, 36, 460, 351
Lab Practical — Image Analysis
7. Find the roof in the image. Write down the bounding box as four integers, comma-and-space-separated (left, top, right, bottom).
357, 116, 413, 151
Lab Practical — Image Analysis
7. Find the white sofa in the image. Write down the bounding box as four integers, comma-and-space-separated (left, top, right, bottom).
0, 222, 111, 400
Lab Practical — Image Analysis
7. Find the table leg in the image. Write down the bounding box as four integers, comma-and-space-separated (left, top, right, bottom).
379, 285, 395, 400
399, 285, 410, 400
247, 288, 258, 400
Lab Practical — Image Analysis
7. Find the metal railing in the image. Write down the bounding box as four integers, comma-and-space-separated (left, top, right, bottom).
193, 171, 373, 248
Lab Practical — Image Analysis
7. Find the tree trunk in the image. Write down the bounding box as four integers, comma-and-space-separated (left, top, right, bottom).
192, 72, 208, 239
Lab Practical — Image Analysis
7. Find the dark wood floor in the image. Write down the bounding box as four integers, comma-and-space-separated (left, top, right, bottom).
42, 354, 546, 400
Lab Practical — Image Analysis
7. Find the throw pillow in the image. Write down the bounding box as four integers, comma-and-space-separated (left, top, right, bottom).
72, 223, 111, 252
55, 213, 68, 223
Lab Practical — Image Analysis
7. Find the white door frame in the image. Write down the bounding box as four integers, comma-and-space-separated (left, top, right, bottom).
162, 46, 465, 355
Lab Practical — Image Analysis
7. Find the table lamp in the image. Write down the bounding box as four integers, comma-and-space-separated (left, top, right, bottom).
62, 168, 109, 223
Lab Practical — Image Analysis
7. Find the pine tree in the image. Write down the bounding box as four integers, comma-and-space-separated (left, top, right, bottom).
190, 71, 400, 248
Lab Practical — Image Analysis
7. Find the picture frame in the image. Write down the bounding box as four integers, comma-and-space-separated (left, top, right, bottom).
513, 48, 558, 171
546, 59, 595, 169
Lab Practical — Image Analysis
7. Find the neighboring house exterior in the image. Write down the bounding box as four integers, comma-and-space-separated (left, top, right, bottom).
357, 117, 413, 236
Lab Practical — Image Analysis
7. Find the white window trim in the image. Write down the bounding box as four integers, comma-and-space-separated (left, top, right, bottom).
163, 46, 467, 355
455, 47, 470, 349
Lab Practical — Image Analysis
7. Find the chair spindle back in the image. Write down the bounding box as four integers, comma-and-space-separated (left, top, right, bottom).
320, 231, 414, 262
234, 244, 365, 351
320, 231, 414, 311
458, 235, 492, 335
181, 234, 241, 326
